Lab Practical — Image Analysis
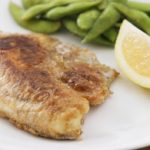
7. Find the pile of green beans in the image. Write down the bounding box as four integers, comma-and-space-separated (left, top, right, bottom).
9, 0, 150, 46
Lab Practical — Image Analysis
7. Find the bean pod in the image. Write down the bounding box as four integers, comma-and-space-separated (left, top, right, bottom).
9, 2, 61, 34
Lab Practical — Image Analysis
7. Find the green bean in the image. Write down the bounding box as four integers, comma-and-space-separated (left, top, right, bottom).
115, 22, 121, 28
95, 36, 113, 46
95, 35, 113, 46
22, 0, 91, 20
22, 0, 41, 9
63, 19, 113, 46
98, 0, 127, 10
109, 0, 127, 4
82, 4, 120, 43
112, 3, 150, 35
77, 9, 100, 30
22, 0, 50, 9
9, 2, 61, 34
46, 0, 102, 20
64, 19, 87, 37
127, 1, 150, 12
103, 27, 118, 43
98, 0, 109, 10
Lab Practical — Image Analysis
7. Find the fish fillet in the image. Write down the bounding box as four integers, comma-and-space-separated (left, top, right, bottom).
0, 33, 118, 139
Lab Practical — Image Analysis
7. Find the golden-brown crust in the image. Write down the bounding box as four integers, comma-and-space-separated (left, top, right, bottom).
61, 64, 102, 92
0, 33, 118, 139
0, 34, 118, 106
60, 63, 111, 105
0, 111, 5, 118
10, 118, 81, 140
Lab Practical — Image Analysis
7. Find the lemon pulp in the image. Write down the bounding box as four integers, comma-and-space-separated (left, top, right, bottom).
123, 32, 150, 78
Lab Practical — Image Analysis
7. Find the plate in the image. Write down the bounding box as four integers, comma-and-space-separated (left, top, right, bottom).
0, 0, 150, 150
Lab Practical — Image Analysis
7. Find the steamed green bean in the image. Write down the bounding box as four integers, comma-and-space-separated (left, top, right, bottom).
22, 0, 50, 9
113, 2, 150, 35
98, 0, 127, 10
46, 0, 102, 20
127, 1, 150, 12
103, 27, 118, 42
9, 0, 150, 47
77, 9, 100, 30
98, 0, 109, 10
64, 19, 113, 46
9, 2, 61, 34
83, 5, 120, 43
22, 0, 89, 20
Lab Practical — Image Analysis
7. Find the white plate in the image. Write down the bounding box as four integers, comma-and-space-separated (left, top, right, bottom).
0, 0, 150, 150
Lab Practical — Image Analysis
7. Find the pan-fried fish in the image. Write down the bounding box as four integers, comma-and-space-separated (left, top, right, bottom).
0, 33, 118, 139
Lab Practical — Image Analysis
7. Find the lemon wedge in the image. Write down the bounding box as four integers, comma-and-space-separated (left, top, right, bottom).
115, 20, 150, 88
